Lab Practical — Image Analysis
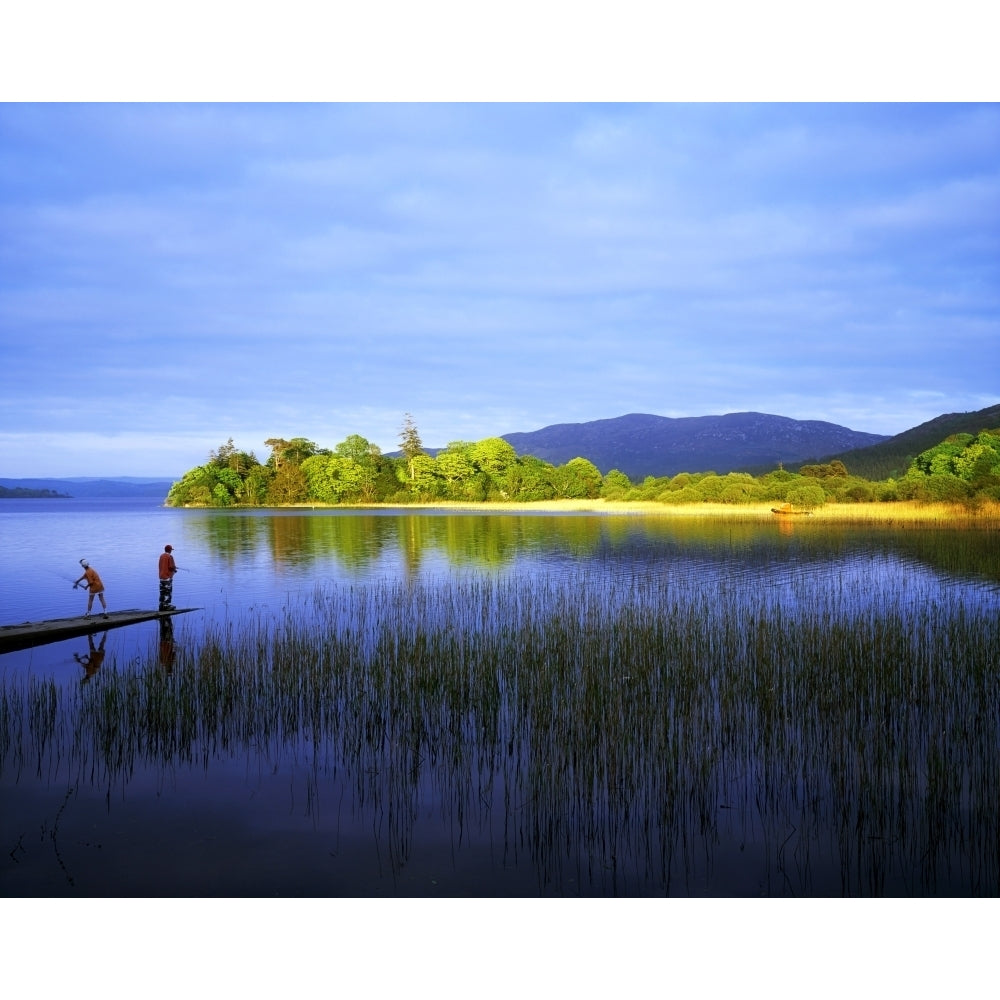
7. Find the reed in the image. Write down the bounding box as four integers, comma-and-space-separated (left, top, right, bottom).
2, 563, 997, 895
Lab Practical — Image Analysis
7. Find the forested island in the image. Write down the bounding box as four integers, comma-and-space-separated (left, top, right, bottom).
0, 486, 69, 499
164, 416, 1000, 509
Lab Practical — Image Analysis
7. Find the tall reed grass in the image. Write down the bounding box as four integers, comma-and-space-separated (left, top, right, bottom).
2, 566, 997, 895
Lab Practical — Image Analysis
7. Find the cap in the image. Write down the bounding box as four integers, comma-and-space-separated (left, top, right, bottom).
164, 545, 173, 552
79, 558, 89, 567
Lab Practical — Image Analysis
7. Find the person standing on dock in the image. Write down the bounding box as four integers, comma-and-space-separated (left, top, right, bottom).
158, 544, 177, 611
73, 558, 109, 617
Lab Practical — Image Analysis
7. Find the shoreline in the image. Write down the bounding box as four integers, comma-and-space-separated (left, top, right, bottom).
246, 498, 1000, 523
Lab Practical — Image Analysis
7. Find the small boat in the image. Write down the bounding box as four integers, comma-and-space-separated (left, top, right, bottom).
770, 504, 812, 516
0, 607, 198, 653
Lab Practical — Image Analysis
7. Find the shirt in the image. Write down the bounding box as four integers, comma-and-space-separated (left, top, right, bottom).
158, 552, 177, 580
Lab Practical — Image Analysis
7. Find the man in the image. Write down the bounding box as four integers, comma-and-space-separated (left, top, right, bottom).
158, 544, 178, 611
73, 558, 109, 617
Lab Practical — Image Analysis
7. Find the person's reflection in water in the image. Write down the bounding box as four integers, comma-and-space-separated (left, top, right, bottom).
159, 617, 176, 674
74, 631, 107, 684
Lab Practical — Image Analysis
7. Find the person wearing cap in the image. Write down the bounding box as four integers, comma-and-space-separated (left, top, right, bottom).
73, 559, 109, 617
158, 544, 178, 611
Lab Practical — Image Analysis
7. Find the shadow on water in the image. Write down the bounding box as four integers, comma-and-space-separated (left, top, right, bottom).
2, 553, 998, 897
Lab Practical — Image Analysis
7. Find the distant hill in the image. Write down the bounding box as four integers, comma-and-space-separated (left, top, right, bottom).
817, 403, 1000, 480
0, 477, 175, 499
500, 412, 888, 480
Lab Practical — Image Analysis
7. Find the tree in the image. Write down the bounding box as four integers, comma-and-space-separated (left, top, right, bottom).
264, 437, 291, 469
468, 438, 519, 499
301, 454, 344, 503
285, 437, 318, 465
335, 434, 378, 464
268, 463, 308, 504
496, 455, 550, 501
408, 453, 443, 498
801, 460, 848, 479
436, 449, 475, 490
469, 438, 517, 476
243, 464, 273, 506
398, 413, 425, 481
166, 465, 217, 506
209, 438, 239, 468
601, 469, 632, 500
909, 434, 974, 477
264, 437, 318, 470
557, 457, 603, 499
719, 473, 760, 504
786, 481, 826, 509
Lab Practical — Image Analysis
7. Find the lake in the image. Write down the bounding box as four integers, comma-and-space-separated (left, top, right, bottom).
1, 497, 998, 896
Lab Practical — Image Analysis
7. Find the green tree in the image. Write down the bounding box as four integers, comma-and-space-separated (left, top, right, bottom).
301, 454, 344, 503
335, 434, 378, 464
506, 455, 557, 501
264, 437, 291, 469
322, 435, 387, 502
166, 465, 218, 506
601, 469, 632, 499
469, 438, 517, 476
659, 485, 704, 505
785, 481, 826, 509
408, 453, 444, 499
398, 413, 425, 482
265, 437, 318, 470
436, 449, 476, 494
243, 464, 274, 506
209, 437, 239, 468
556, 457, 604, 499
910, 434, 974, 477
719, 473, 760, 504
267, 463, 308, 504
800, 460, 848, 478
912, 473, 971, 503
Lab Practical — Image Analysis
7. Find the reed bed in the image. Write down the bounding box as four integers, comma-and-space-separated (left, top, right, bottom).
2, 566, 998, 896
336, 498, 1000, 526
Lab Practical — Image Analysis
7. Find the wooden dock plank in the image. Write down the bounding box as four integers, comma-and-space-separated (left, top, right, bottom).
0, 608, 199, 653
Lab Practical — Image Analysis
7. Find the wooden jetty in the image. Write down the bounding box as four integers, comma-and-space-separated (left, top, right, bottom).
0, 608, 199, 654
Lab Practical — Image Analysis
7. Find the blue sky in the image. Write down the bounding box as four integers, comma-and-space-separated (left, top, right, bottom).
1, 102, 998, 477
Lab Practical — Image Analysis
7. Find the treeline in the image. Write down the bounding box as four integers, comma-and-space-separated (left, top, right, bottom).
164, 420, 1000, 509
0, 485, 69, 499
817, 402, 1000, 480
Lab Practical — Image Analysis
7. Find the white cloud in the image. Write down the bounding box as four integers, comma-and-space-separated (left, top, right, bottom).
1, 103, 997, 476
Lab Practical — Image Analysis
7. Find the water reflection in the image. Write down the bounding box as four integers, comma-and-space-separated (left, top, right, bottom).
158, 618, 176, 674
73, 632, 107, 684
183, 510, 1000, 589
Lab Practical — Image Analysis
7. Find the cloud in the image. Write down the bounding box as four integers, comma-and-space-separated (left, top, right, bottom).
1, 103, 997, 476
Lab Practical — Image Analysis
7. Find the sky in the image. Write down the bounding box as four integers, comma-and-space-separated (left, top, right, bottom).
1, 100, 998, 477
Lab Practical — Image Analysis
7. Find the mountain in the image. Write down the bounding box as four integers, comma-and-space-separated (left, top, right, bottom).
0, 477, 175, 498
500, 412, 889, 480
819, 403, 1000, 480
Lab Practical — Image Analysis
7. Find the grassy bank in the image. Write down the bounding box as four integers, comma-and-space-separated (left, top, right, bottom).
285, 498, 1000, 524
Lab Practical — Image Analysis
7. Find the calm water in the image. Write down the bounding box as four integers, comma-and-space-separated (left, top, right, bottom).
2, 498, 998, 896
